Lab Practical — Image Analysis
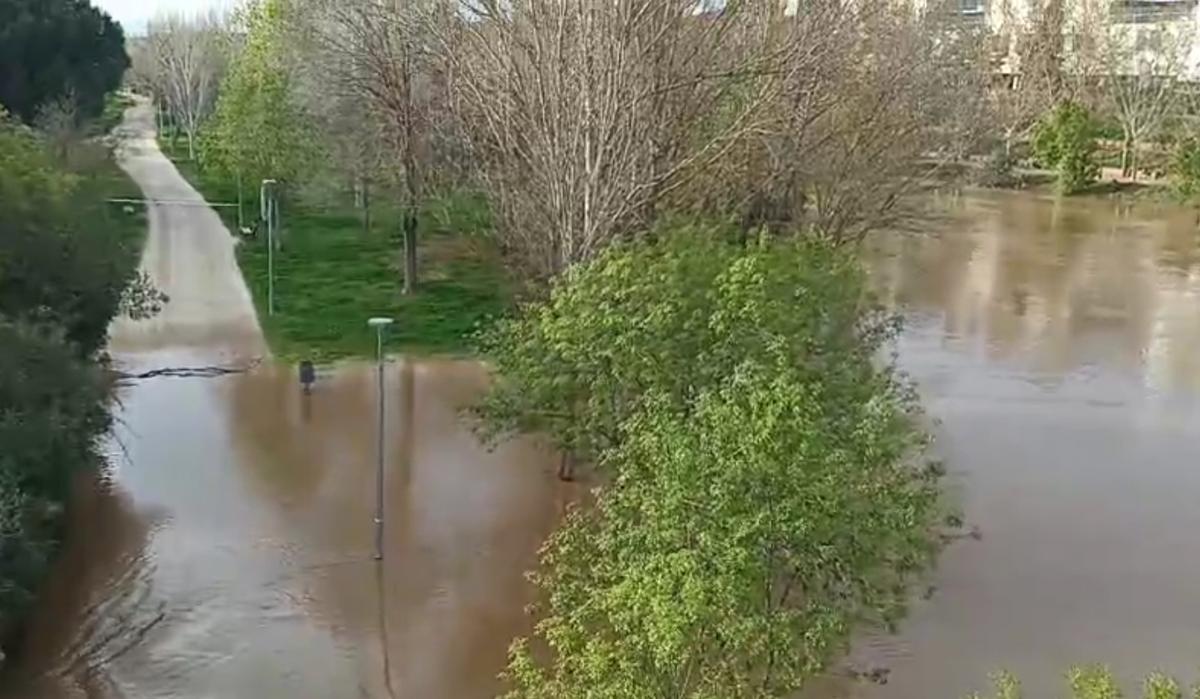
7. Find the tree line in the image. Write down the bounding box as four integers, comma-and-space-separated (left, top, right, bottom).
0, 0, 156, 661
117, 1, 1200, 696
139, 0, 1200, 288
136, 0, 1200, 695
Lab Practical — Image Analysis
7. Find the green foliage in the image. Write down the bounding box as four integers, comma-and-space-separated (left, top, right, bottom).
975, 667, 1197, 699
477, 224, 901, 467
200, 0, 317, 187
1032, 102, 1100, 195
485, 226, 942, 698
0, 109, 145, 639
0, 113, 149, 356
0, 0, 129, 123
1169, 138, 1200, 203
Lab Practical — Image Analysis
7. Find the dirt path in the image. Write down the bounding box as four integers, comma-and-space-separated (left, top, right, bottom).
1, 102, 570, 699
108, 98, 265, 360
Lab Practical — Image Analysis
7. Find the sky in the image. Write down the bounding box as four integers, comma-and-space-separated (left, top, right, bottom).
94, 0, 234, 36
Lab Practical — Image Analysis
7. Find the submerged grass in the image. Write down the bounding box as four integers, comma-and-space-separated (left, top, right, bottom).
158, 133, 510, 360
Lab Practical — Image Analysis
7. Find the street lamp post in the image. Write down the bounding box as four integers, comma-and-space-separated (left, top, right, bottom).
368, 317, 395, 561
261, 179, 278, 316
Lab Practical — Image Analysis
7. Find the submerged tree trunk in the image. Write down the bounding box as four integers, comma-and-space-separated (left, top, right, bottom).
557, 452, 575, 482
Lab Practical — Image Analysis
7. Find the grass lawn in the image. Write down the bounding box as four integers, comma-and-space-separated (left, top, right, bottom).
157, 133, 511, 360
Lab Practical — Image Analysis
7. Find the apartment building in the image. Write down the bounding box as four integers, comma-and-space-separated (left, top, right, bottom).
962, 0, 1200, 77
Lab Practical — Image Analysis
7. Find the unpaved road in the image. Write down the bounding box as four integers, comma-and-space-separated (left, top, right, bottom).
107, 98, 264, 358
1, 100, 573, 699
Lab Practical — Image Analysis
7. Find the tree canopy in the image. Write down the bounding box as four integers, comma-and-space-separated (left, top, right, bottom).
0, 0, 129, 123
0, 108, 149, 639
478, 226, 945, 698
200, 0, 316, 186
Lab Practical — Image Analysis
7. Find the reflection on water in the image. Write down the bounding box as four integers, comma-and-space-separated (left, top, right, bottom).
867, 191, 1200, 395
848, 190, 1200, 698
2, 356, 576, 698
9, 188, 1200, 699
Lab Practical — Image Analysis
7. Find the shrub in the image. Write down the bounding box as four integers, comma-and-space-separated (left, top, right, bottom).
973, 666, 1192, 699
1032, 102, 1100, 195
481, 225, 944, 698
1169, 137, 1200, 203
0, 320, 109, 634
0, 106, 146, 643
980, 146, 1019, 187
0, 111, 150, 356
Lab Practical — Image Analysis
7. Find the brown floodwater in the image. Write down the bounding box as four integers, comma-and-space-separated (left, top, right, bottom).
1, 355, 576, 698
5, 180, 1200, 699
0, 100, 579, 699
847, 190, 1200, 698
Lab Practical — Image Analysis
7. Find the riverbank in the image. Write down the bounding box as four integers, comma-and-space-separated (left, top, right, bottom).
158, 134, 510, 360
0, 107, 147, 667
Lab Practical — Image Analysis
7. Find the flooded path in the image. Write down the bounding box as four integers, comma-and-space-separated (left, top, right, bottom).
8, 102, 1200, 699
1, 102, 572, 698
853, 191, 1200, 698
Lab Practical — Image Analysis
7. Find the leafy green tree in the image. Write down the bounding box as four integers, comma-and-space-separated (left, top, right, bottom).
0, 320, 109, 634
200, 0, 316, 190
1032, 102, 1101, 195
0, 0, 129, 123
477, 223, 900, 479
1169, 137, 1200, 203
0, 112, 149, 356
0, 108, 149, 637
481, 226, 944, 697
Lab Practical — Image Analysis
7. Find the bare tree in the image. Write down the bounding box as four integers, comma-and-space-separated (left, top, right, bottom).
437, 0, 997, 273
679, 0, 991, 242
439, 0, 790, 279
138, 12, 229, 160
1079, 5, 1196, 179
986, 0, 1069, 160
291, 0, 449, 294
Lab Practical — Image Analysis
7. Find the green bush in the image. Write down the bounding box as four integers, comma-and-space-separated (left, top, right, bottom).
1032, 102, 1100, 195
0, 109, 144, 642
974, 667, 1195, 699
1169, 137, 1200, 203
0, 321, 109, 635
980, 146, 1019, 187
482, 225, 944, 698
476, 223, 903, 468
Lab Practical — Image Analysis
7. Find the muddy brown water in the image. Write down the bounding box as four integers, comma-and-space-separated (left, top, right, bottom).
0, 100, 579, 698
849, 190, 1200, 699
1, 356, 576, 698
5, 166, 1200, 697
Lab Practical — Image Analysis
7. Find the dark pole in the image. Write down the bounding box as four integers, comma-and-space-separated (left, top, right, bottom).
368, 317, 393, 561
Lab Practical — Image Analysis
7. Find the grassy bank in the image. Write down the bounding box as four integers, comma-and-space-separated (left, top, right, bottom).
158, 134, 510, 360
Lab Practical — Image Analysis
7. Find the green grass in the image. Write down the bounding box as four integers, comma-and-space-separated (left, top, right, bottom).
157, 132, 511, 360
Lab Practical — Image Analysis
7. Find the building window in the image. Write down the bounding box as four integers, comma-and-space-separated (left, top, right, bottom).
1110, 0, 1196, 23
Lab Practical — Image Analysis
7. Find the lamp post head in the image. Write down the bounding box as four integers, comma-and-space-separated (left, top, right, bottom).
367, 317, 395, 329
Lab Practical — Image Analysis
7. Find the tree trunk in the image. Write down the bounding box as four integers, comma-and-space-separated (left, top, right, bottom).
557, 452, 575, 482
402, 209, 418, 295
1129, 140, 1139, 182
187, 129, 195, 161
363, 181, 371, 234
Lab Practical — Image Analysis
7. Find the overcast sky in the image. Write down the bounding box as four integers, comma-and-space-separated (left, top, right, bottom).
94, 0, 234, 35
